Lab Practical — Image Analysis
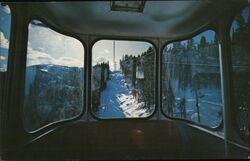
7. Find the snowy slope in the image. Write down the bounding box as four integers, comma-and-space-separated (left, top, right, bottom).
96, 71, 154, 118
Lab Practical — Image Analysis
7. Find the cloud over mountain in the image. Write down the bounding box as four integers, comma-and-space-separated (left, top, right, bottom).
27, 46, 83, 67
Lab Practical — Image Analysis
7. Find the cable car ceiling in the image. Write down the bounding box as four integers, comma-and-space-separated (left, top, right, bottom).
26, 0, 245, 39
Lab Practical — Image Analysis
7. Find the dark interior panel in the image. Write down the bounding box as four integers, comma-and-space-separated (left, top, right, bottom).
2, 120, 247, 160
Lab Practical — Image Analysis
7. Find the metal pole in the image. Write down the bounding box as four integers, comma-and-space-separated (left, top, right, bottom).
218, 22, 233, 159
113, 40, 116, 71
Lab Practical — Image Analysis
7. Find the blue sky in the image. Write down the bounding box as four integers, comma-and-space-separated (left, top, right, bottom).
28, 20, 151, 70
0, 5, 11, 38
92, 30, 217, 71
182, 30, 215, 47
165, 30, 216, 51
0, 4, 11, 71
27, 20, 152, 69
230, 6, 249, 37
27, 25, 214, 71
193, 30, 215, 44
27, 20, 84, 67
92, 40, 152, 71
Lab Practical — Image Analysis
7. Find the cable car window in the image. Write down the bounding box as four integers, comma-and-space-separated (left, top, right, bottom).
162, 30, 222, 128
23, 20, 84, 132
92, 40, 155, 119
0, 4, 11, 72
230, 6, 249, 142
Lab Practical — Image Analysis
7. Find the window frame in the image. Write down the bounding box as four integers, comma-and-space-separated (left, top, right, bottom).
160, 28, 224, 131
22, 17, 87, 134
89, 38, 158, 121
228, 5, 250, 144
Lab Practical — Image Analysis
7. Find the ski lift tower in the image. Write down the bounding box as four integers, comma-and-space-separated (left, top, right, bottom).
113, 40, 117, 71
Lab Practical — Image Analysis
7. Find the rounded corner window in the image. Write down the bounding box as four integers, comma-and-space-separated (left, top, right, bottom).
162, 30, 223, 129
23, 19, 85, 132
0, 3, 11, 72
91, 40, 156, 119
230, 6, 249, 142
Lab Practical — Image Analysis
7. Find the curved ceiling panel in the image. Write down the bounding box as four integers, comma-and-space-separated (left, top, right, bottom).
27, 0, 247, 39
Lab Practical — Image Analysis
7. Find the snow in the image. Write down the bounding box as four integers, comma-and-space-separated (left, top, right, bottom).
96, 71, 154, 118
40, 68, 48, 72
162, 82, 223, 127
0, 32, 9, 49
0, 55, 6, 60
162, 47, 223, 128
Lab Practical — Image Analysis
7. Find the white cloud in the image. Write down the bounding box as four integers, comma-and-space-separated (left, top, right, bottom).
0, 32, 9, 49
27, 47, 55, 66
57, 57, 83, 67
26, 20, 84, 68
28, 22, 84, 62
37, 47, 45, 52
97, 49, 111, 56
2, 5, 10, 14
93, 56, 109, 65
27, 46, 83, 67
0, 63, 7, 71
104, 49, 110, 54
0, 54, 7, 71
0, 55, 6, 60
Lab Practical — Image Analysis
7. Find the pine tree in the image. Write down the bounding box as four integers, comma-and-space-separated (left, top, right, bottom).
214, 34, 218, 44
233, 14, 249, 46
199, 36, 207, 48
142, 48, 155, 108
132, 56, 136, 87
192, 74, 204, 123
235, 14, 246, 29
187, 38, 194, 50
173, 41, 182, 50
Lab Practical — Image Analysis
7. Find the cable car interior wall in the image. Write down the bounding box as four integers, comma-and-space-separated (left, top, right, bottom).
0, 0, 249, 159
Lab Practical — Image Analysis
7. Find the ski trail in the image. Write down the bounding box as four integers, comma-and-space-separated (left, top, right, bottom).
96, 71, 154, 118
96, 71, 129, 118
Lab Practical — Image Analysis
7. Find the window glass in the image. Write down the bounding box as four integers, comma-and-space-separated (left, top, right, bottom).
92, 40, 155, 119
230, 6, 249, 142
23, 20, 84, 132
0, 3, 11, 72
162, 30, 222, 128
